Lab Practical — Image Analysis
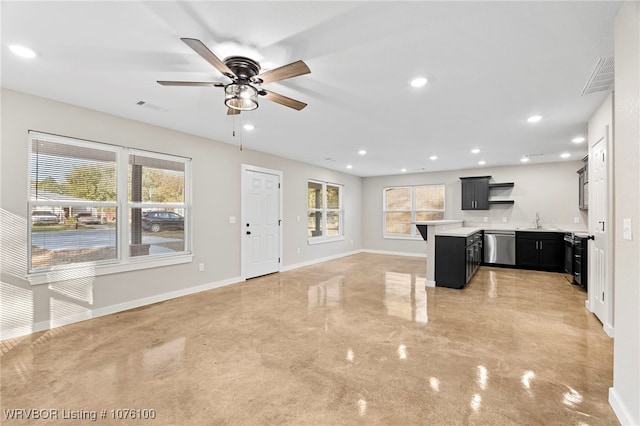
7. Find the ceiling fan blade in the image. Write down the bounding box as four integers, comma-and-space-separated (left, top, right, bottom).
262, 90, 307, 111
227, 108, 240, 115
157, 81, 225, 87
180, 38, 235, 79
256, 60, 310, 84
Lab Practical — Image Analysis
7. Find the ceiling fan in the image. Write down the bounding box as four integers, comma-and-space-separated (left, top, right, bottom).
157, 38, 311, 115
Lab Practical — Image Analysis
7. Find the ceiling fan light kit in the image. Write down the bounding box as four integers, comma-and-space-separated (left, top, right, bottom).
225, 83, 258, 111
157, 38, 310, 114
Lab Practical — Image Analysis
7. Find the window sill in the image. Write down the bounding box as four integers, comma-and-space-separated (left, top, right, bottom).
383, 235, 423, 241
27, 253, 194, 286
307, 236, 345, 245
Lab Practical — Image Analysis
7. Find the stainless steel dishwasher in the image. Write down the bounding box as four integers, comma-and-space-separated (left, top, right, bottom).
484, 230, 516, 265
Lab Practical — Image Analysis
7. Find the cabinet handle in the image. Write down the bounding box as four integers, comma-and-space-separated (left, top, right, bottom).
540, 241, 543, 250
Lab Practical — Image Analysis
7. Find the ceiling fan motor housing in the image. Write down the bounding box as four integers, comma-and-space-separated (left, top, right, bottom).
224, 56, 261, 82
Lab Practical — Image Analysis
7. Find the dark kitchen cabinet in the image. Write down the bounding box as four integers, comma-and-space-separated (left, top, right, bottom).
461, 177, 490, 210
577, 162, 588, 211
573, 236, 588, 291
516, 231, 564, 272
435, 231, 483, 289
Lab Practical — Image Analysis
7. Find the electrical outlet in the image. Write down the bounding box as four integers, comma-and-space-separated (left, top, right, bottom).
229, 216, 236, 224
483, 217, 488, 222
623, 219, 632, 241
351, 239, 354, 245
574, 217, 580, 224
297, 248, 301, 254
199, 263, 205, 272
297, 215, 300, 222
502, 217, 507, 223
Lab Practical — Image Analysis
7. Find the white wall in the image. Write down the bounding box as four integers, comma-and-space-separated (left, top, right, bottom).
0, 88, 363, 339
610, 2, 640, 424
362, 162, 587, 254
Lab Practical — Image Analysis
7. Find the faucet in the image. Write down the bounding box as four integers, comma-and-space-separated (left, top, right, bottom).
535, 212, 541, 229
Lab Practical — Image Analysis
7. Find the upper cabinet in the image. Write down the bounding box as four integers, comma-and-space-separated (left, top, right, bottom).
461, 176, 490, 210
460, 176, 514, 210
577, 156, 588, 210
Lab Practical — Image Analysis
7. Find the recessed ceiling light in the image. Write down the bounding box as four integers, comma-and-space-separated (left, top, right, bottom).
243, 124, 254, 131
346, 164, 353, 169
471, 149, 480, 154
478, 160, 486, 165
520, 157, 530, 163
401, 168, 407, 173
571, 136, 586, 143
429, 155, 438, 160
358, 149, 367, 155
527, 115, 543, 123
560, 153, 571, 158
9, 44, 37, 58
410, 77, 428, 88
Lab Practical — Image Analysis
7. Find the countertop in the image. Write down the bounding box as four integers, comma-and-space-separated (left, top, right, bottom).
413, 220, 463, 225
436, 227, 483, 237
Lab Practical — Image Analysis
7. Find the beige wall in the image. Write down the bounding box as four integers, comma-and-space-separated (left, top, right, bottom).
362, 161, 587, 255
0, 88, 363, 338
610, 2, 640, 424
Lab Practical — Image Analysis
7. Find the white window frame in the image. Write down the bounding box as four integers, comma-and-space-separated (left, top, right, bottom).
27, 132, 192, 285
383, 184, 445, 239
307, 180, 344, 244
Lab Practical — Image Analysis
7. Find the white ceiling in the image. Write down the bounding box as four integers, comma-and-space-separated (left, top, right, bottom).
1, 1, 622, 177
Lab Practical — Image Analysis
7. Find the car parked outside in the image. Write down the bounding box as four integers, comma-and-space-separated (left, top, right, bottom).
31, 210, 59, 225
142, 211, 184, 233
76, 212, 101, 225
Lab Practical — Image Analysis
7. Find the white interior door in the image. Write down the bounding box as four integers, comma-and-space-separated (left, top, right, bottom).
588, 130, 612, 331
242, 166, 281, 279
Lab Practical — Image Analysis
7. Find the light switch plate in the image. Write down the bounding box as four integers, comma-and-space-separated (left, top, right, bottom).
483, 217, 488, 222
229, 216, 236, 224
623, 218, 632, 241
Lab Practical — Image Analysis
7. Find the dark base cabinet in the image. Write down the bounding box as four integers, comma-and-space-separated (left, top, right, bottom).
515, 231, 564, 272
435, 231, 483, 289
573, 236, 588, 290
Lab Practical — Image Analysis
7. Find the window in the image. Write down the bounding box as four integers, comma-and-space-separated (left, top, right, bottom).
383, 185, 445, 238
28, 131, 191, 274
308, 180, 343, 242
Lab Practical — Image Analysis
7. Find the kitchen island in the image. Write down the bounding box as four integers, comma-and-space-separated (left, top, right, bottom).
413, 220, 463, 287
434, 227, 484, 289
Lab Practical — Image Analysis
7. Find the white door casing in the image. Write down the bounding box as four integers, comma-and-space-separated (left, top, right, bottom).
588, 126, 614, 336
241, 165, 282, 279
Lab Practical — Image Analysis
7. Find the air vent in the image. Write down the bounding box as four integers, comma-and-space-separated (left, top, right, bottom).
581, 56, 614, 96
135, 100, 167, 112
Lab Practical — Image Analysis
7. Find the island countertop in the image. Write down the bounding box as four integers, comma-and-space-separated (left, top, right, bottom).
435, 227, 483, 237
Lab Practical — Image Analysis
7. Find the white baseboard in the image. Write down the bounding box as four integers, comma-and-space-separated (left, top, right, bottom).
361, 249, 426, 258
426, 280, 436, 287
603, 323, 615, 338
281, 250, 363, 272
609, 386, 637, 426
1, 276, 243, 341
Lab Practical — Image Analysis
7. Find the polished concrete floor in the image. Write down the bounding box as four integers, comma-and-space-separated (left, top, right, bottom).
1, 253, 617, 425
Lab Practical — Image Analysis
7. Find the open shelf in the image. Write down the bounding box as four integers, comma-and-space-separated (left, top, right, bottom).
489, 182, 514, 189
489, 200, 515, 205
